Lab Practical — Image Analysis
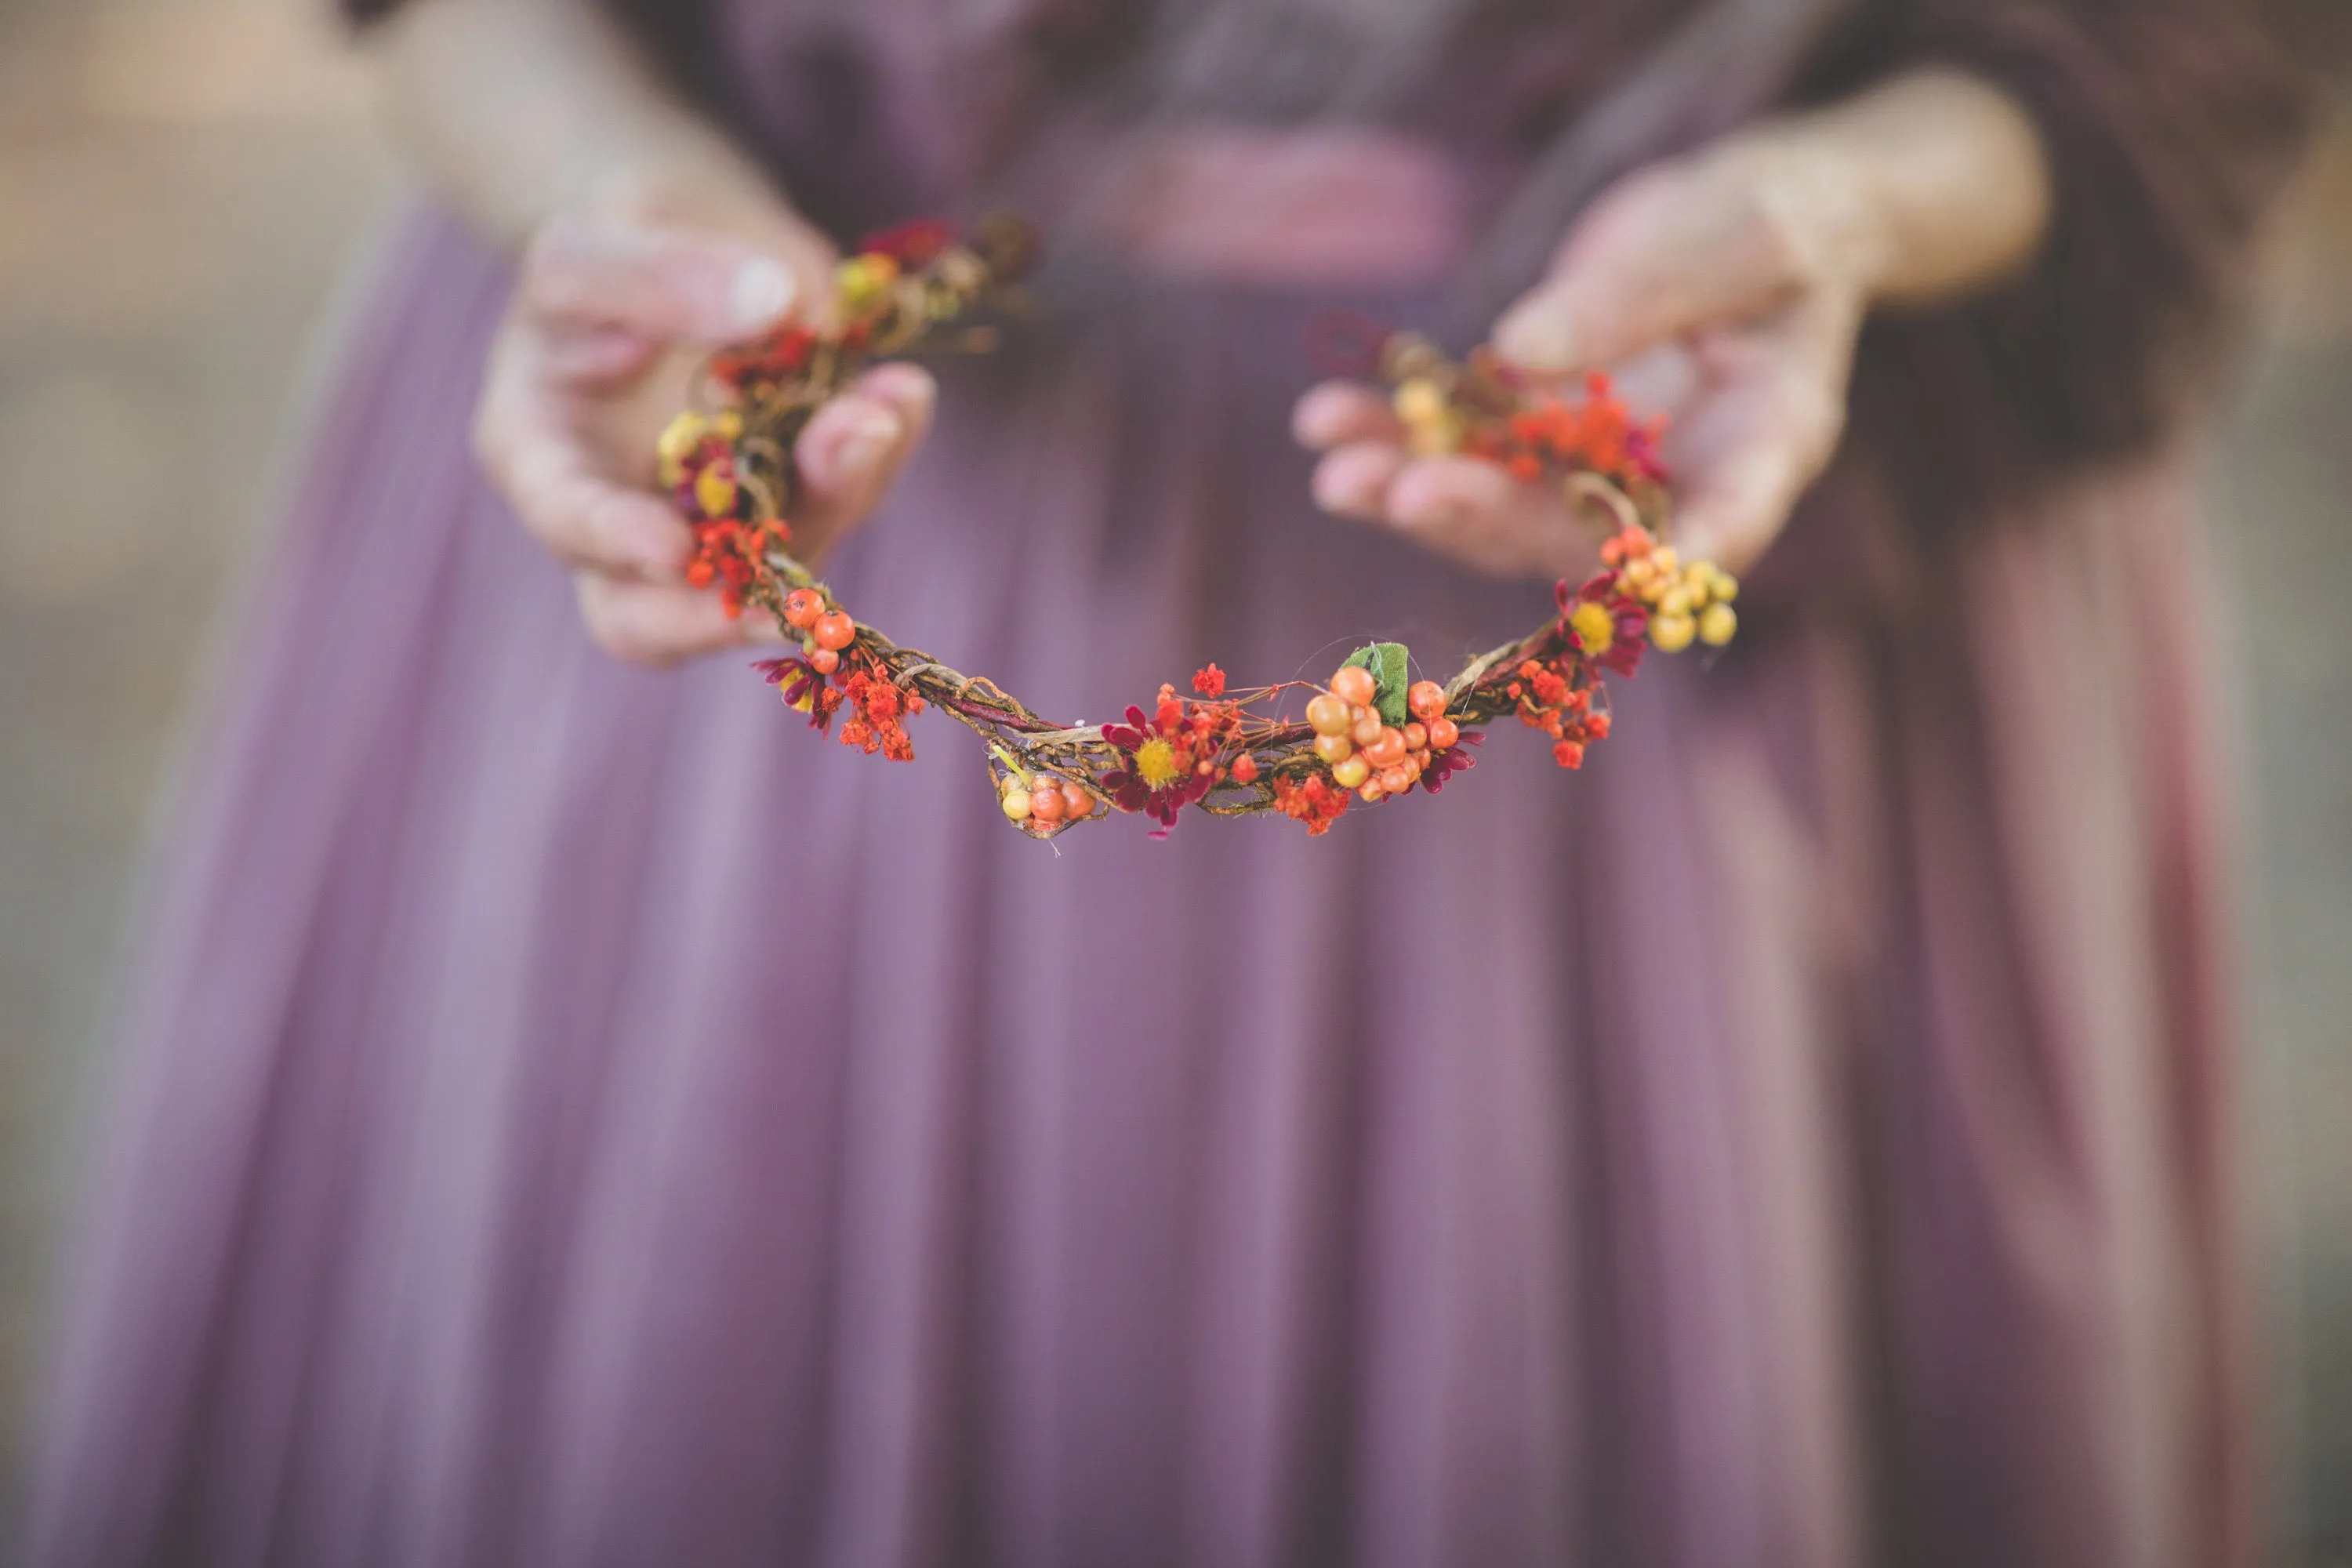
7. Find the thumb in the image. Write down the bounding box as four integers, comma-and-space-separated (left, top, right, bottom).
1492, 159, 1806, 377
520, 216, 824, 345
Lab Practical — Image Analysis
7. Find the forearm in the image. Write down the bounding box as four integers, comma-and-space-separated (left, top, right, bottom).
359, 0, 778, 251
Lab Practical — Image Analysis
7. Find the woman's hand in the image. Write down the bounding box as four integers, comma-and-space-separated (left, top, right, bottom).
1296, 70, 2050, 579
472, 195, 937, 666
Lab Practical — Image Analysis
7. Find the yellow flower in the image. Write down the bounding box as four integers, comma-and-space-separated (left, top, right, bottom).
1570, 601, 1616, 658
655, 409, 707, 486
835, 252, 901, 314
1134, 737, 1183, 789
695, 465, 738, 517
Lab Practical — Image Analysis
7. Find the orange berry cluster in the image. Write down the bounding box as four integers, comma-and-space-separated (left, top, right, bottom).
779, 586, 858, 673
998, 771, 1102, 832
1304, 665, 1460, 804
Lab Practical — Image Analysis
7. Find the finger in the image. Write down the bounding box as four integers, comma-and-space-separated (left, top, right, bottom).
1667, 432, 1813, 577
1386, 456, 1598, 579
537, 323, 663, 389
1385, 455, 1525, 535
522, 216, 815, 344
1312, 441, 1407, 519
1293, 381, 1405, 450
1493, 165, 1803, 376
788, 364, 936, 550
1668, 310, 1853, 572
575, 571, 771, 666
477, 361, 694, 576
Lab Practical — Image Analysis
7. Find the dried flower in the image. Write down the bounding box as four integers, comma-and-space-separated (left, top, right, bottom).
1272, 774, 1350, 836
1556, 574, 1647, 678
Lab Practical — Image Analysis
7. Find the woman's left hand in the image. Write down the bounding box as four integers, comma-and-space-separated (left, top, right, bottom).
1296, 135, 1874, 579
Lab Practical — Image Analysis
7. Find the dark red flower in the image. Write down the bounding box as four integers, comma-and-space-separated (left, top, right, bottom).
1556, 572, 1648, 677
1418, 730, 1483, 794
1099, 682, 1242, 833
862, 219, 956, 267
756, 657, 843, 733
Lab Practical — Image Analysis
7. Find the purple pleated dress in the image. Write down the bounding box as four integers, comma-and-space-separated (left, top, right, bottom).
22, 2, 2325, 1564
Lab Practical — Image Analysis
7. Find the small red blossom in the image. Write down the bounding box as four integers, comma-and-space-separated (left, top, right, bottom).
1486, 373, 1670, 492
710, 325, 819, 393
684, 516, 790, 617
1272, 774, 1351, 836
1192, 663, 1226, 699
837, 659, 924, 761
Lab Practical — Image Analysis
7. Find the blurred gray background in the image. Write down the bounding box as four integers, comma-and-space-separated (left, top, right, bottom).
0, 0, 2344, 1558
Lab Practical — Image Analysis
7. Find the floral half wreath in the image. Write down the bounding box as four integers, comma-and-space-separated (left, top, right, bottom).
657, 216, 1739, 841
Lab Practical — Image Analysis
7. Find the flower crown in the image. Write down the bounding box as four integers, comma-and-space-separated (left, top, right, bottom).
657, 216, 1737, 840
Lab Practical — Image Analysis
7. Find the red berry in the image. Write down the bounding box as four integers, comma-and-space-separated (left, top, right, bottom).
1364, 728, 1406, 768
1377, 764, 1413, 795
809, 648, 840, 674
1229, 753, 1259, 784
1406, 681, 1446, 720
782, 589, 825, 630
1062, 786, 1098, 819
1427, 717, 1460, 750
1400, 721, 1427, 752
813, 612, 856, 651
1027, 784, 1067, 823
1305, 695, 1352, 736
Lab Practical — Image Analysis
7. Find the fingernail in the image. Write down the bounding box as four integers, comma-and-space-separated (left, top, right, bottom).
728, 258, 797, 335
833, 413, 901, 482
1494, 306, 1575, 372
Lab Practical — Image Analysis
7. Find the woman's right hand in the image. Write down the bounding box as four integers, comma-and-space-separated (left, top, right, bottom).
473, 194, 938, 665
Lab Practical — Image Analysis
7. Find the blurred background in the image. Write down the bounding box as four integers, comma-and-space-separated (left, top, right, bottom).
0, 0, 2343, 1559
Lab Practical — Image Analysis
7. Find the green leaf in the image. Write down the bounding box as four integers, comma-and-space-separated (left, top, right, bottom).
1343, 641, 1412, 726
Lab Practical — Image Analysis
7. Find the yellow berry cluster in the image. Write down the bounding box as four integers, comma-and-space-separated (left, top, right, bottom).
1613, 535, 1737, 653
